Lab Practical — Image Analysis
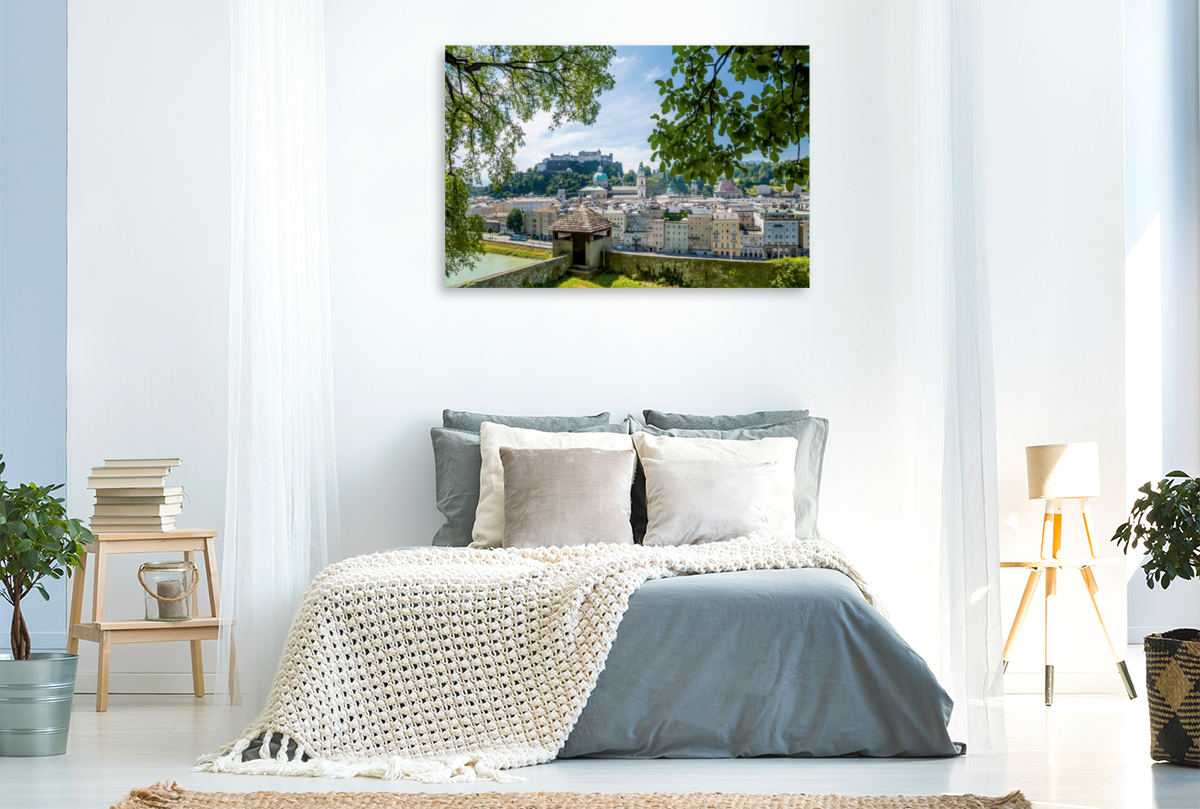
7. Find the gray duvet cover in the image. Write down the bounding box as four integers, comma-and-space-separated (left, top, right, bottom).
559, 567, 960, 759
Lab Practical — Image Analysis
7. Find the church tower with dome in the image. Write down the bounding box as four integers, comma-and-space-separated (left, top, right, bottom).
636, 163, 647, 199
592, 167, 610, 190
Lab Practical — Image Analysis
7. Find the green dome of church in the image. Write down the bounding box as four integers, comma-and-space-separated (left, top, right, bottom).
593, 169, 609, 182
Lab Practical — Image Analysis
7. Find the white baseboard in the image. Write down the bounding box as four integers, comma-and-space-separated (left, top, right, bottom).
74, 671, 218, 695
1004, 671, 1127, 695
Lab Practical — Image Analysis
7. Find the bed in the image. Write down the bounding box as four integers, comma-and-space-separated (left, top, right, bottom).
200, 409, 961, 781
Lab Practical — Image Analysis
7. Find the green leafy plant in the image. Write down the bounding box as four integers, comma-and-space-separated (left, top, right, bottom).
1112, 471, 1200, 589
769, 256, 810, 288
506, 208, 525, 233
0, 454, 93, 660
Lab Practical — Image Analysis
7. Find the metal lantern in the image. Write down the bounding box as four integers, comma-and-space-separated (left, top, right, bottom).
138, 560, 198, 621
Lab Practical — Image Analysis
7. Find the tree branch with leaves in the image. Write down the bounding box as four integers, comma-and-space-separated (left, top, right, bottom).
444, 46, 616, 277
648, 46, 809, 192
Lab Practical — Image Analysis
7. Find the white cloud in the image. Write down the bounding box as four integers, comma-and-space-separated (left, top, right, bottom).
643, 66, 664, 82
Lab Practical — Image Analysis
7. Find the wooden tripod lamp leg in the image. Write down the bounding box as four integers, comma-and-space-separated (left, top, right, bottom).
1045, 566, 1057, 706
1039, 501, 1054, 559
1079, 498, 1098, 558
1003, 568, 1043, 673
1080, 566, 1137, 699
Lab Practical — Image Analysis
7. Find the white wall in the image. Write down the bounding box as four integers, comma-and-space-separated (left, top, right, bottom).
1123, 0, 1200, 641
65, 0, 1133, 693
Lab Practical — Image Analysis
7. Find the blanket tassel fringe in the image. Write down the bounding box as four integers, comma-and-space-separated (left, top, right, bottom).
193, 731, 526, 783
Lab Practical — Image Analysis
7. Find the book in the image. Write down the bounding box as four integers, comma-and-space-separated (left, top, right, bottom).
90, 466, 174, 478
94, 495, 184, 506
93, 503, 182, 517
91, 486, 184, 498
88, 476, 169, 489
103, 459, 181, 468
90, 516, 176, 526
90, 513, 176, 522
90, 524, 176, 533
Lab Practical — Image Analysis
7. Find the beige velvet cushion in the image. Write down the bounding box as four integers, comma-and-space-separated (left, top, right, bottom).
632, 431, 798, 540
500, 447, 637, 549
471, 422, 635, 549
641, 458, 777, 546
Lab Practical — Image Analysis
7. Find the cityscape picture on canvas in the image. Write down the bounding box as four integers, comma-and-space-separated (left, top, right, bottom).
445, 46, 809, 288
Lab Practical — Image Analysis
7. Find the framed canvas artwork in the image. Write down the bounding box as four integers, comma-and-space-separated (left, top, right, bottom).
445, 46, 809, 288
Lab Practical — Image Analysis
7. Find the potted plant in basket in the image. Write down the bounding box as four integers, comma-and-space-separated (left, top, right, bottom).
0, 453, 93, 756
1112, 470, 1200, 767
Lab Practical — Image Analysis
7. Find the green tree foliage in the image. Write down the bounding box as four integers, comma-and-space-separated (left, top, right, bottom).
506, 208, 525, 232
0, 455, 93, 660
768, 256, 810, 288
649, 47, 809, 191
489, 162, 612, 198
445, 173, 485, 278
644, 174, 667, 196
732, 162, 777, 192
445, 46, 616, 276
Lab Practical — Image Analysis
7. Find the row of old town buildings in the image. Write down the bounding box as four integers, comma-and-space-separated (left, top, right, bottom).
466, 160, 810, 260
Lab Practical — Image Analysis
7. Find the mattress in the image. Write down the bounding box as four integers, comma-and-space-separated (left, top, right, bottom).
559, 567, 960, 759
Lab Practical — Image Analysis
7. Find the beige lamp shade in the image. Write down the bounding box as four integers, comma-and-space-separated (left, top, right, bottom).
1026, 443, 1101, 500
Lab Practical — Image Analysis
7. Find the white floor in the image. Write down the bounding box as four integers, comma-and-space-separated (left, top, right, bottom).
2, 646, 1196, 809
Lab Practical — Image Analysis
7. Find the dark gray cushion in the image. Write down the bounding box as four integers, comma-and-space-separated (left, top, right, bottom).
642, 409, 810, 430
500, 447, 636, 548
641, 417, 829, 540
442, 409, 611, 433
431, 427, 484, 547
431, 422, 630, 547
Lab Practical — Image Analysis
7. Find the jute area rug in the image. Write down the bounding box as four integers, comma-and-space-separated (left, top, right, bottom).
111, 782, 1031, 809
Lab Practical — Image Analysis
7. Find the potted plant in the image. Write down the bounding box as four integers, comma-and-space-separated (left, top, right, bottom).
0, 454, 93, 756
1112, 470, 1200, 767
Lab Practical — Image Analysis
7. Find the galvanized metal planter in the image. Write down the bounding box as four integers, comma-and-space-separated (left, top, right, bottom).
0, 652, 79, 756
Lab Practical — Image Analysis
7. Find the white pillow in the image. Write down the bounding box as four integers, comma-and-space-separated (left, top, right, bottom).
641, 458, 777, 546
470, 422, 635, 549
632, 431, 798, 540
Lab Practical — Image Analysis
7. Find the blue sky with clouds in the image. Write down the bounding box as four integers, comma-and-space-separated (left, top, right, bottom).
511, 46, 809, 177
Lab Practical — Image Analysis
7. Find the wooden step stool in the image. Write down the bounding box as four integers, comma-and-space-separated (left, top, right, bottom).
67, 530, 234, 711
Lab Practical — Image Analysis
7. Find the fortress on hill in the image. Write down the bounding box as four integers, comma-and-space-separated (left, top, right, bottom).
535, 150, 623, 176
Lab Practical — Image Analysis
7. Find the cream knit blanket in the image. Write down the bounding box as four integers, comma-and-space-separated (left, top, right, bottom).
196, 536, 878, 782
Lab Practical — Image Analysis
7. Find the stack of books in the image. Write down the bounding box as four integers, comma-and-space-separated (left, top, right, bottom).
87, 459, 184, 533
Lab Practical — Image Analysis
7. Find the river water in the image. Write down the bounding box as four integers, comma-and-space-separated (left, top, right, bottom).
445, 251, 546, 287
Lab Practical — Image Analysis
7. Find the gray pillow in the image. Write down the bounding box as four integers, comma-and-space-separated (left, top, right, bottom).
443, 409, 611, 433
641, 458, 776, 547
641, 417, 829, 539
431, 422, 631, 547
500, 447, 636, 548
642, 409, 810, 430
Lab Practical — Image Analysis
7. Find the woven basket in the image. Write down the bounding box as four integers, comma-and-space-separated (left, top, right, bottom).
1145, 629, 1200, 766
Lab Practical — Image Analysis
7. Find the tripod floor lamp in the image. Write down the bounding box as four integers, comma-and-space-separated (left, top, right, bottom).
1001, 442, 1138, 705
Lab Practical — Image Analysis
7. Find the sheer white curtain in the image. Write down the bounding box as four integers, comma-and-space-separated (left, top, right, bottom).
914, 0, 1006, 754
217, 0, 339, 719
